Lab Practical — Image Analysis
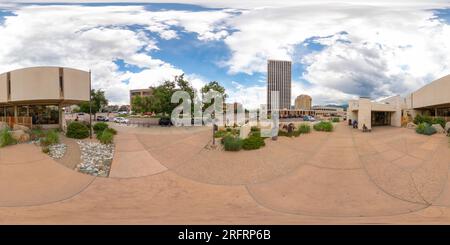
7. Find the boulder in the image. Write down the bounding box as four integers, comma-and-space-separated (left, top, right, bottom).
13, 124, 30, 132
445, 122, 450, 133
432, 124, 445, 134
11, 130, 30, 143
0, 122, 8, 131
406, 122, 417, 129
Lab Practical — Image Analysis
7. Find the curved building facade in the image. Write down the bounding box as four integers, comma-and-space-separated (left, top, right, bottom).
0, 67, 90, 128
295, 94, 312, 110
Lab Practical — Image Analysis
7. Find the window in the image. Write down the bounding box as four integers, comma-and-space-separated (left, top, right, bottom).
28, 105, 59, 125
7, 72, 11, 100
59, 68, 64, 96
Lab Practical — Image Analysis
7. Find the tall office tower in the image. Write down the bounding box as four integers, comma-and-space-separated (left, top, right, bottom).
267, 60, 292, 111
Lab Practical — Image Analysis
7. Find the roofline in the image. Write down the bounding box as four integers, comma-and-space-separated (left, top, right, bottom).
0, 66, 90, 76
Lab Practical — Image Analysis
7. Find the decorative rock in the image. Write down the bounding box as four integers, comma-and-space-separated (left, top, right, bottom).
76, 141, 114, 177
432, 124, 445, 134
13, 124, 30, 132
0, 122, 8, 130
48, 143, 67, 159
10, 130, 30, 143
406, 122, 417, 129
445, 122, 450, 133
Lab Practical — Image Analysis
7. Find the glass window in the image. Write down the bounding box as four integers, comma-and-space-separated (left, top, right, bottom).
18, 106, 29, 117
5, 107, 14, 117
29, 105, 59, 125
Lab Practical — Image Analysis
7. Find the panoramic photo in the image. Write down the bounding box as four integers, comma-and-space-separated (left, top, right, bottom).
1, 0, 450, 242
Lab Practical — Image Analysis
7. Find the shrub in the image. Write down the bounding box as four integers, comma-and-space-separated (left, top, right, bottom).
214, 130, 227, 138
222, 135, 243, 151
242, 135, 265, 150
314, 121, 333, 132
416, 123, 436, 136
42, 146, 50, 154
41, 130, 59, 146
97, 130, 114, 144
432, 117, 446, 128
414, 115, 433, 125
31, 129, 45, 140
0, 128, 16, 147
66, 121, 89, 139
297, 123, 311, 134
103, 127, 117, 135
332, 117, 340, 122
93, 122, 109, 134
250, 126, 260, 132
226, 127, 232, 132
423, 126, 437, 135
278, 130, 290, 137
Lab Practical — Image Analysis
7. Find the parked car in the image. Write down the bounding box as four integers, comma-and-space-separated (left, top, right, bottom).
77, 112, 85, 116
118, 111, 128, 115
114, 117, 129, 124
303, 115, 316, 121
96, 115, 109, 122
159, 117, 173, 126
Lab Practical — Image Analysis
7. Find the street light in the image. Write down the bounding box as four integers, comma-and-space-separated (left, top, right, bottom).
89, 70, 92, 139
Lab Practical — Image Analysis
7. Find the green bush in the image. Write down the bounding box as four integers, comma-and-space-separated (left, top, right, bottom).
31, 129, 45, 140
313, 121, 333, 132
242, 135, 265, 150
98, 130, 114, 144
214, 130, 227, 138
0, 128, 16, 147
42, 146, 50, 154
250, 126, 260, 132
41, 130, 59, 146
226, 127, 232, 132
416, 123, 436, 136
103, 127, 117, 135
332, 117, 340, 122
414, 115, 433, 125
297, 123, 311, 134
222, 135, 243, 151
93, 122, 109, 134
66, 121, 89, 139
432, 117, 446, 128
423, 126, 437, 135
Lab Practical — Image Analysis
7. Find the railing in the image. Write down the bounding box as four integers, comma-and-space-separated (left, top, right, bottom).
0, 117, 33, 129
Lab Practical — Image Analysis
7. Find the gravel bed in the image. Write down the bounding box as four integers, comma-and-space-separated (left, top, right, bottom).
48, 143, 67, 159
76, 141, 114, 177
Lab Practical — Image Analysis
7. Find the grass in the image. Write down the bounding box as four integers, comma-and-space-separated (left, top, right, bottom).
222, 135, 243, 151
313, 121, 333, 132
0, 128, 16, 147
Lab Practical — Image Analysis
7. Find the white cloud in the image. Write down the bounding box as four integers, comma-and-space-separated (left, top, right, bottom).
0, 4, 233, 104
2, 2, 450, 106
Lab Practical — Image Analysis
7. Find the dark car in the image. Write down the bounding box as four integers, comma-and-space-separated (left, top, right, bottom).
96, 115, 109, 121
159, 117, 173, 126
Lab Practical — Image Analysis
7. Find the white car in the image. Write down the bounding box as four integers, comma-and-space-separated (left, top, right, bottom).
114, 117, 129, 124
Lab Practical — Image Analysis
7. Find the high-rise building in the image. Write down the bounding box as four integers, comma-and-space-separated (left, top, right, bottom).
295, 94, 312, 110
267, 60, 291, 110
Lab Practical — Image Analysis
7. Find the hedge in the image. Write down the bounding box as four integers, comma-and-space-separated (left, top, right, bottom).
66, 121, 89, 139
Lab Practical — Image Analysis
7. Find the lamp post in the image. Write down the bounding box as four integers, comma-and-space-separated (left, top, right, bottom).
89, 70, 92, 139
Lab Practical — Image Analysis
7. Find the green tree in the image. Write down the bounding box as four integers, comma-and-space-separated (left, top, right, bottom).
201, 81, 227, 111
78, 89, 108, 119
149, 80, 177, 116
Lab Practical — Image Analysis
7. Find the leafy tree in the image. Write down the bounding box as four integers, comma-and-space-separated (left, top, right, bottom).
201, 81, 227, 111
78, 89, 108, 119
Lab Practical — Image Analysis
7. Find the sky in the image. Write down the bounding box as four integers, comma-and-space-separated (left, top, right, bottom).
1, 1, 450, 108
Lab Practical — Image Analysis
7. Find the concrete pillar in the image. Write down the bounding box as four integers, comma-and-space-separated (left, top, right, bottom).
357, 98, 372, 130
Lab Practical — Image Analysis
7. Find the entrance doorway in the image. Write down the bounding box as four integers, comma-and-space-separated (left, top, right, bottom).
371, 111, 391, 126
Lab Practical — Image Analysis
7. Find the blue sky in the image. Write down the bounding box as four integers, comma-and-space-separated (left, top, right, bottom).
1, 1, 450, 107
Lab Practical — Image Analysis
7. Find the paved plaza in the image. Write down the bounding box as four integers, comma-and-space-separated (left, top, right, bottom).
1, 122, 450, 224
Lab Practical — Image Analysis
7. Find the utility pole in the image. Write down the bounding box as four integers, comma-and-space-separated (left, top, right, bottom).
89, 70, 92, 139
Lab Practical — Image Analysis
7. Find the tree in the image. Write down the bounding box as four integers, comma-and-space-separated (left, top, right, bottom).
78, 89, 108, 119
149, 80, 177, 116
201, 81, 227, 111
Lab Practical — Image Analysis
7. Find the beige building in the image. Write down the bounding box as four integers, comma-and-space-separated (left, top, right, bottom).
130, 88, 153, 110
348, 74, 450, 130
267, 60, 292, 111
312, 105, 345, 118
0, 67, 90, 128
295, 94, 312, 110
